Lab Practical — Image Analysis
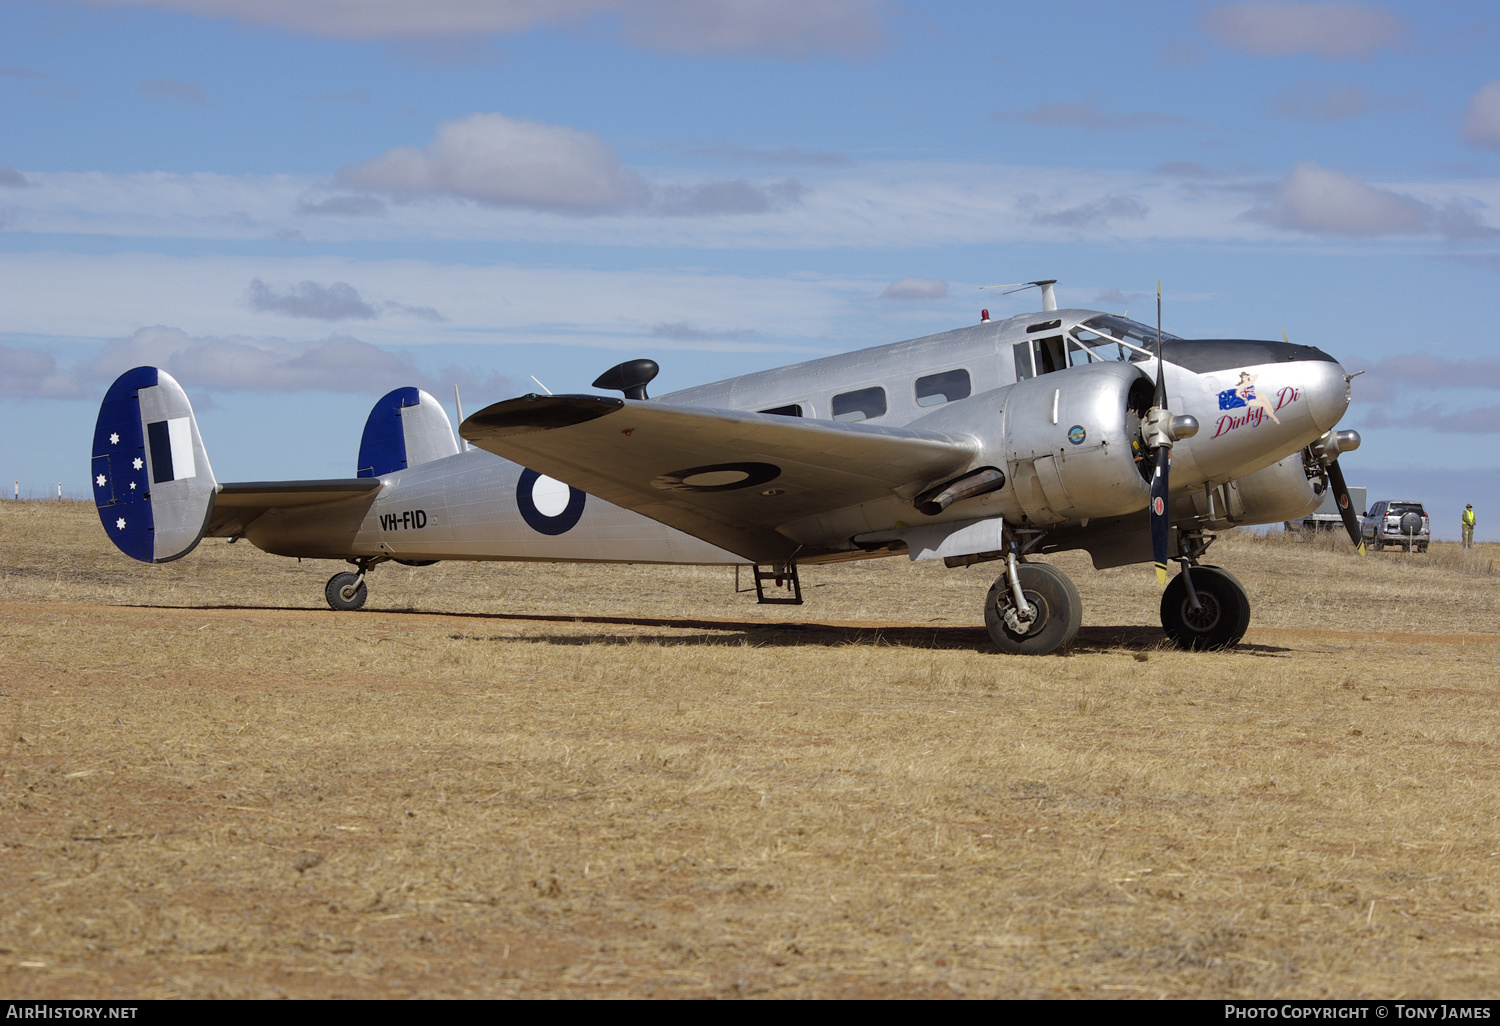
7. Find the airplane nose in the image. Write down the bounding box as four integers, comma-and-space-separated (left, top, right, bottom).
1304, 358, 1351, 433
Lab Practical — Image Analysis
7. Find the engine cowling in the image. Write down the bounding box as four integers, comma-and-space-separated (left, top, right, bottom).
991, 362, 1155, 525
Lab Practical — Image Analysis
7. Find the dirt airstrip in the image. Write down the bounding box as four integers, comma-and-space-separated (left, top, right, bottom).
2, 501, 1499, 998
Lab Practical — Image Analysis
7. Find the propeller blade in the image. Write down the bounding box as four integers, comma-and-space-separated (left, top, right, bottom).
1155, 281, 1165, 408
1150, 445, 1171, 585
1148, 280, 1170, 585
1326, 458, 1367, 557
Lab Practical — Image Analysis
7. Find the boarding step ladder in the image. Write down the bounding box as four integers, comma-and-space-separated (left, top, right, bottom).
735, 563, 803, 604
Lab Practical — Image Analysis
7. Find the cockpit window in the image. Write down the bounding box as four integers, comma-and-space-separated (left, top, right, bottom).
1076, 315, 1181, 362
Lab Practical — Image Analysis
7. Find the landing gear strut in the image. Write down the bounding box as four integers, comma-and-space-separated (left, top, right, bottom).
324, 556, 388, 611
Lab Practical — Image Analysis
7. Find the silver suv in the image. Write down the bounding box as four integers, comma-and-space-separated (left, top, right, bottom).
1361, 500, 1430, 552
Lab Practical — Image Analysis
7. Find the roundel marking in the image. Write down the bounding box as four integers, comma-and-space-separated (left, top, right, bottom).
1152, 497, 1165, 516
651, 462, 781, 493
1066, 424, 1086, 445
1338, 494, 1349, 509
517, 467, 586, 535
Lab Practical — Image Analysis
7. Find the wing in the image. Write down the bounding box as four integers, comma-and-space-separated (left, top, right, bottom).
206, 479, 382, 537
461, 394, 976, 562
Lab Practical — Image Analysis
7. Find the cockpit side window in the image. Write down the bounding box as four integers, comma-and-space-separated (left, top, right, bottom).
915, 369, 971, 407
1015, 337, 1068, 378
831, 386, 887, 422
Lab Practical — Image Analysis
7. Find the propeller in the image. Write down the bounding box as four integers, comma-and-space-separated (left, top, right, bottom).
1286, 326, 1366, 558
1325, 458, 1367, 556
1140, 283, 1199, 586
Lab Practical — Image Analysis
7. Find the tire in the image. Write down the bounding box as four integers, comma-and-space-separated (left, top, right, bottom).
1161, 565, 1249, 651
325, 571, 368, 611
984, 563, 1082, 655
1418, 545, 1428, 554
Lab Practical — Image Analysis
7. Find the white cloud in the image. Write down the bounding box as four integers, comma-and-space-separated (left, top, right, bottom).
6, 159, 1498, 251
338, 113, 648, 215
1266, 81, 1373, 121
0, 345, 86, 398
296, 194, 386, 217
248, 279, 377, 320
1462, 82, 1500, 151
1022, 193, 1150, 230
992, 101, 1187, 131
82, 0, 888, 55
0, 164, 30, 188
83, 0, 618, 39
1201, 2, 1404, 59
1248, 162, 1434, 235
651, 178, 803, 216
619, 0, 886, 57
880, 277, 947, 300
75, 325, 511, 397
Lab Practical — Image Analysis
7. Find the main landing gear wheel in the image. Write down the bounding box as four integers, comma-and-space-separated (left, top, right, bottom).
325, 571, 368, 611
984, 563, 1082, 656
1161, 565, 1249, 651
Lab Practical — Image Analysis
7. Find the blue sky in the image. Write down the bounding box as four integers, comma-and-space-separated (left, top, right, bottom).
3, 0, 1500, 536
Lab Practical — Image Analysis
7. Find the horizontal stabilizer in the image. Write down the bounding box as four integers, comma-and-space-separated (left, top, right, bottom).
461, 394, 975, 562
207, 479, 382, 538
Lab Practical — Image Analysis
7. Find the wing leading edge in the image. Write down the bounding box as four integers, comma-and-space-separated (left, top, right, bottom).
461, 394, 976, 562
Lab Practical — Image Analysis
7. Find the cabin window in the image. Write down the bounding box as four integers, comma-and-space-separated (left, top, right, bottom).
831, 386, 887, 422
915, 369, 971, 407
760, 404, 803, 417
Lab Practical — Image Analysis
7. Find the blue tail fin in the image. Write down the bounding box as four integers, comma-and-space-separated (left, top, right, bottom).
92, 367, 217, 563
357, 387, 460, 478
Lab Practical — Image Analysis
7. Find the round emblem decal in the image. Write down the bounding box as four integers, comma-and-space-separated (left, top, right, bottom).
1338, 494, 1349, 509
650, 462, 781, 493
1067, 425, 1086, 445
1152, 497, 1165, 516
517, 468, 586, 535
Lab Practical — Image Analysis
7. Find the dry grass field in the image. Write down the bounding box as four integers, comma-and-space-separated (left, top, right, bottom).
2, 500, 1499, 999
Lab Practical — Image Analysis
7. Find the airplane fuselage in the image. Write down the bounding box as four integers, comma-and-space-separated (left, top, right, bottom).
272, 306, 1347, 569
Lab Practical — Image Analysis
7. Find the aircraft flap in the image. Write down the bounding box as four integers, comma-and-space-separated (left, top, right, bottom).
461, 394, 976, 562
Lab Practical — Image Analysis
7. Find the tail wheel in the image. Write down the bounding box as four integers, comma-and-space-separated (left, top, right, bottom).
984, 563, 1082, 656
325, 571, 368, 611
1161, 565, 1249, 651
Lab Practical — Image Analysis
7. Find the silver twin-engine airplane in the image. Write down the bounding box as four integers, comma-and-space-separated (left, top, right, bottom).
90, 281, 1364, 655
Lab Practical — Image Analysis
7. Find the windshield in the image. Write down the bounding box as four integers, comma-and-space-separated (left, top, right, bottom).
1073, 315, 1181, 363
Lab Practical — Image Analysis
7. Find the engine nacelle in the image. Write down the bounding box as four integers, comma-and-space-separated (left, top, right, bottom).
912, 361, 1156, 526
1180, 452, 1323, 529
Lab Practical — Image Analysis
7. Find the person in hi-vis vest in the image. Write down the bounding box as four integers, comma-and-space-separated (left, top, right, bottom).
1463, 504, 1476, 548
